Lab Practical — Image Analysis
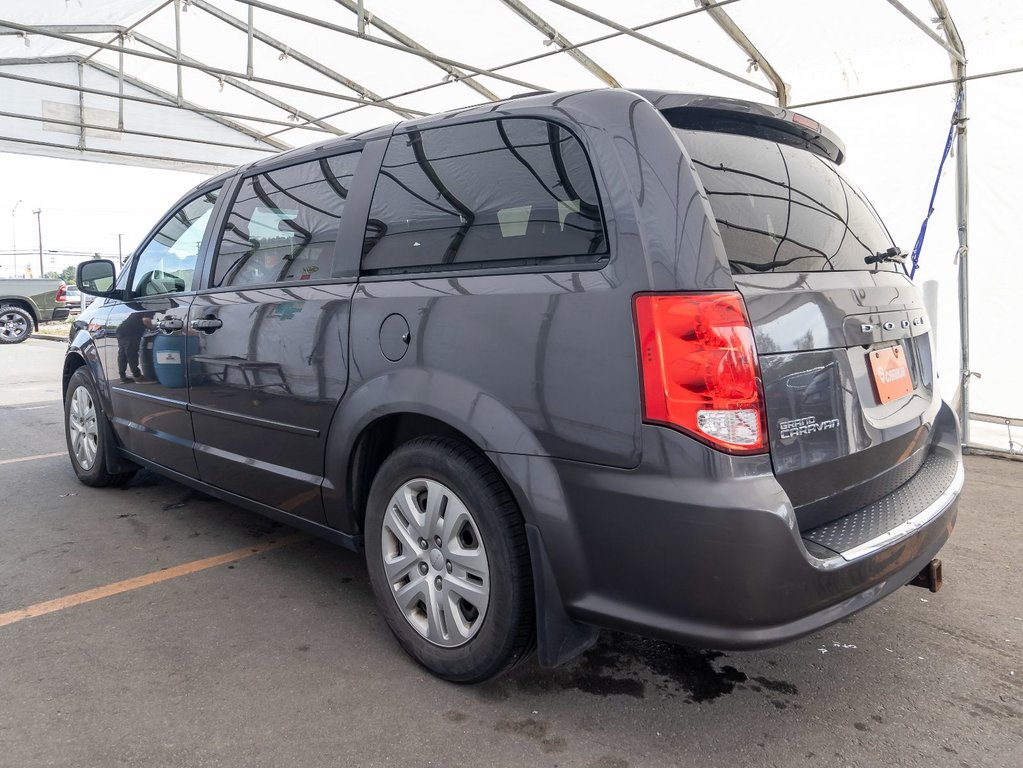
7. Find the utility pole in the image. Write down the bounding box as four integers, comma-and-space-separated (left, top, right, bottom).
117, 233, 124, 264
9, 200, 17, 254
11, 200, 22, 277
32, 209, 43, 278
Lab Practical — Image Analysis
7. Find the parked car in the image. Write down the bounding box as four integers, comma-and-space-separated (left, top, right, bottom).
65, 89, 963, 682
0, 278, 68, 343
64, 285, 81, 311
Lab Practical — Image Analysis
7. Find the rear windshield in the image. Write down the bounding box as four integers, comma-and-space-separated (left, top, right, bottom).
677, 129, 897, 274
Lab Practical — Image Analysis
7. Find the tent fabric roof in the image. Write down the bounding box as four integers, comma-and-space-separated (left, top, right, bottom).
1, 0, 1018, 171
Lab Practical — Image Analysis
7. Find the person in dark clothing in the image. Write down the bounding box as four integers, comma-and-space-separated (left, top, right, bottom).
116, 310, 156, 383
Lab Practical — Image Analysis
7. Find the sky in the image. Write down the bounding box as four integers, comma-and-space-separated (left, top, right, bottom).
0, 153, 205, 278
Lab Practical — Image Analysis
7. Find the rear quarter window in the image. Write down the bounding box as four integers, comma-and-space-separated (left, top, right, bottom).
361, 118, 607, 274
679, 129, 897, 274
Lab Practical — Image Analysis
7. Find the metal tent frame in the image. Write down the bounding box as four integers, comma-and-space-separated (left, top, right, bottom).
0, 0, 1001, 446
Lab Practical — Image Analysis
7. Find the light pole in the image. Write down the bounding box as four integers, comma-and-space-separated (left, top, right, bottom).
11, 199, 21, 278
32, 208, 42, 278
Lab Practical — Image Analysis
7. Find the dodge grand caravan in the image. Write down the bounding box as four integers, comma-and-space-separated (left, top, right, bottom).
65, 89, 963, 682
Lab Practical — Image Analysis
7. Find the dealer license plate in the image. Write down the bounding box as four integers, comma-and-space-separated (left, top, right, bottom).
868, 344, 913, 403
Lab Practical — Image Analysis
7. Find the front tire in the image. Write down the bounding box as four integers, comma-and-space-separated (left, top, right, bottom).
64, 367, 135, 487
0, 305, 33, 344
365, 437, 534, 683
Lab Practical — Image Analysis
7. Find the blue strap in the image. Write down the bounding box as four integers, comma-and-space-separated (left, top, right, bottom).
910, 88, 963, 279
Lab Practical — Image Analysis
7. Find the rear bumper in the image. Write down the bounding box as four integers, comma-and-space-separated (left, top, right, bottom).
51, 307, 70, 321
495, 402, 962, 653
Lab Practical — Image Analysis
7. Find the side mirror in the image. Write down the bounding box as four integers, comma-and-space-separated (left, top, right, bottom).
78, 259, 117, 297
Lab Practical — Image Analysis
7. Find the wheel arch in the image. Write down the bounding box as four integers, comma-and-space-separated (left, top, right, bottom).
346, 412, 477, 536
322, 369, 550, 536
63, 332, 111, 412
321, 370, 599, 669
62, 350, 88, 397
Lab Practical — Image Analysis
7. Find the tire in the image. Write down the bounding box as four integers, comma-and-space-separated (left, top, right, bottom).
64, 367, 136, 487
0, 305, 33, 344
365, 436, 535, 683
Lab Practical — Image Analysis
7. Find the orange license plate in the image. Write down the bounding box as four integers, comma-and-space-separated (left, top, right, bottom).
869, 344, 913, 403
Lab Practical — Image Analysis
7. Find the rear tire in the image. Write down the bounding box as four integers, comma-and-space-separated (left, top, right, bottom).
0, 305, 33, 344
64, 367, 136, 487
365, 436, 534, 683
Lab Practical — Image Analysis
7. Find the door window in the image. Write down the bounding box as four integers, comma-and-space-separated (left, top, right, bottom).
361, 118, 607, 273
131, 188, 220, 296
211, 152, 361, 288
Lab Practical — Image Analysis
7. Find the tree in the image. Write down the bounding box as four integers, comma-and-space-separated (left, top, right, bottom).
41, 266, 77, 283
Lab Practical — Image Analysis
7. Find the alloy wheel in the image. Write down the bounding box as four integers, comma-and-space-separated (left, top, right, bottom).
0, 310, 29, 342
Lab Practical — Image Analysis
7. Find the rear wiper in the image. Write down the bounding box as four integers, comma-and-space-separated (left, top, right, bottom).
864, 246, 906, 265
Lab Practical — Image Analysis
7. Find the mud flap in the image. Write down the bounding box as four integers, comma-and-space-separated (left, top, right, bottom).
525, 523, 599, 668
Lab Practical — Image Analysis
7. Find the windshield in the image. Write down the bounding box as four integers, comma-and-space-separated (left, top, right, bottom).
677, 129, 897, 274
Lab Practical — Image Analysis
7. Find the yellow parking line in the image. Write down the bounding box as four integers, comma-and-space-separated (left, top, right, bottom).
0, 451, 66, 466
0, 534, 305, 629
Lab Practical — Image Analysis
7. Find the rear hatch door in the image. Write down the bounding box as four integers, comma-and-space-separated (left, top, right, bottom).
675, 125, 940, 532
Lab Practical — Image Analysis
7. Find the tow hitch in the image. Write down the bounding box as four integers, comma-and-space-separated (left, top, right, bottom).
909, 558, 943, 593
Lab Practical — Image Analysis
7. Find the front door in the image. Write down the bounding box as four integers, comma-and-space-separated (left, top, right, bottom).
104, 187, 221, 477
186, 151, 364, 521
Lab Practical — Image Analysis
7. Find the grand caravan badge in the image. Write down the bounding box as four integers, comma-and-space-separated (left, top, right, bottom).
778, 415, 840, 440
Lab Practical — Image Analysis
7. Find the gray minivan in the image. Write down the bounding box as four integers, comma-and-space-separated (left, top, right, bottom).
66, 89, 963, 682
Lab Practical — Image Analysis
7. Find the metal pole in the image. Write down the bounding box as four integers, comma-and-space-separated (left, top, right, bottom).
190, 0, 419, 118
33, 209, 42, 278
117, 34, 124, 130
174, 0, 183, 106
118, 234, 124, 265
133, 33, 345, 135
886, 0, 966, 64
84, 60, 296, 150
929, 0, 969, 449
0, 20, 389, 109
696, 0, 789, 106
0, 68, 330, 134
246, 5, 254, 79
546, 0, 774, 96
499, 0, 620, 88
0, 107, 283, 152
955, 86, 970, 447
229, 0, 548, 93
77, 62, 86, 150
332, 0, 500, 101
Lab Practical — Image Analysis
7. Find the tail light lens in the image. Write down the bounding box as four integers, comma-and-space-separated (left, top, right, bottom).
633, 292, 767, 454
56, 282, 66, 303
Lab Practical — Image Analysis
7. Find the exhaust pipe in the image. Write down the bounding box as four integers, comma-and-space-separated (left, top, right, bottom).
909, 558, 943, 593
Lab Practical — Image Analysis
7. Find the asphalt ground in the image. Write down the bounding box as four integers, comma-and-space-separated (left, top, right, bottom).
0, 338, 1020, 768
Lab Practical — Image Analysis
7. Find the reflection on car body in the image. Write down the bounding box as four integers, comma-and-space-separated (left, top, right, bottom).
63, 89, 963, 683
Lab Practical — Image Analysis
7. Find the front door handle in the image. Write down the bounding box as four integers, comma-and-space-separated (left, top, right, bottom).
190, 317, 223, 332
158, 317, 184, 333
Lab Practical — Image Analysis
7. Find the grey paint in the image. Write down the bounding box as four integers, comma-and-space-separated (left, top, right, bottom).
65, 88, 962, 666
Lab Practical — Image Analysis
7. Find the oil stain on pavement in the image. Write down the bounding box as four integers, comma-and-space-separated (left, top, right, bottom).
507, 632, 800, 708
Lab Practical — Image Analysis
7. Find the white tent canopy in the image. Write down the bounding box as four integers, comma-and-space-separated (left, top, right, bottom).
1, 0, 1020, 452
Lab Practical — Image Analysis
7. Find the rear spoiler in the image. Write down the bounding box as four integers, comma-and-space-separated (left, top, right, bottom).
632, 90, 846, 165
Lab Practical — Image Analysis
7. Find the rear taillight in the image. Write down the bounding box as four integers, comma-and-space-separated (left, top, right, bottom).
56, 282, 66, 303
633, 292, 767, 454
